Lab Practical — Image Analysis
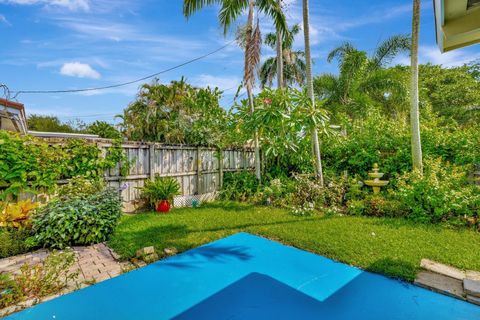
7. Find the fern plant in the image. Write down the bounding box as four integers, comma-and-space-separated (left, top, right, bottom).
140, 177, 180, 208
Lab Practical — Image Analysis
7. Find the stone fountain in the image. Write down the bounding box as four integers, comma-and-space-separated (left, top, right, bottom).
364, 163, 389, 194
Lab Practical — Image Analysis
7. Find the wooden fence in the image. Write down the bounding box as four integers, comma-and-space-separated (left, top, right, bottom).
95, 141, 255, 212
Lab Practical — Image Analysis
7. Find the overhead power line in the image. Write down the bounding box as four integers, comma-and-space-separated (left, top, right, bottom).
12, 40, 235, 97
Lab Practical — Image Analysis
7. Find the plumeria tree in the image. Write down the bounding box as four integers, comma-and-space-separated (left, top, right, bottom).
183, 0, 287, 181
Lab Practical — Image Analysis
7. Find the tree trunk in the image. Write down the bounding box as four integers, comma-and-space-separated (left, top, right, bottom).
303, 0, 324, 186
245, 0, 262, 181
276, 0, 284, 89
410, 0, 423, 173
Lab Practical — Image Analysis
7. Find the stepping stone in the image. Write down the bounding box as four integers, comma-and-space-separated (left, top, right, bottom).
420, 259, 466, 280
414, 270, 465, 300
467, 295, 480, 306
464, 279, 480, 298
466, 270, 480, 281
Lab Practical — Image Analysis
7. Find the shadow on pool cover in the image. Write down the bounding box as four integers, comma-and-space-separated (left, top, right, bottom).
172, 272, 322, 319
172, 271, 459, 320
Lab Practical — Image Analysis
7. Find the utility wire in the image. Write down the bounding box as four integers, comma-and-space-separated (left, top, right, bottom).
12, 40, 235, 97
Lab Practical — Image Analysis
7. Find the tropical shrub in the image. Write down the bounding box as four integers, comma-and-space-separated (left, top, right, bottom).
0, 250, 78, 309
0, 229, 32, 259
86, 120, 122, 139
57, 176, 105, 199
0, 199, 39, 229
220, 172, 260, 202
322, 112, 480, 179
119, 79, 230, 147
139, 177, 181, 209
31, 188, 122, 248
394, 159, 479, 225
236, 88, 330, 177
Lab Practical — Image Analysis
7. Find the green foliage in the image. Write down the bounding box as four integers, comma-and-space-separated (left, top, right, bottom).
32, 188, 122, 249
139, 177, 181, 208
119, 78, 230, 147
0, 131, 65, 198
418, 64, 480, 124
0, 229, 32, 259
27, 114, 78, 133
0, 250, 78, 309
86, 121, 122, 139
57, 176, 105, 199
220, 172, 260, 202
322, 112, 480, 178
61, 139, 104, 179
236, 88, 330, 176
395, 159, 479, 225
315, 35, 410, 121
0, 131, 129, 199
0, 273, 21, 309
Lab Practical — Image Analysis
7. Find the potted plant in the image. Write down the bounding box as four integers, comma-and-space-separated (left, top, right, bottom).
140, 177, 180, 213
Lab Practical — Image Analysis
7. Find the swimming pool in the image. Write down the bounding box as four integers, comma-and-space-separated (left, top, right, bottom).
6, 233, 480, 319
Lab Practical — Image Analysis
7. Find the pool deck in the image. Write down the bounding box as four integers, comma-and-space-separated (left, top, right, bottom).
5, 233, 480, 319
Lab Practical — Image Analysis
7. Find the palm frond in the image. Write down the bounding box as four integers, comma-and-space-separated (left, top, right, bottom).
257, 0, 288, 34
183, 0, 223, 17
218, 0, 248, 34
264, 32, 277, 49
314, 73, 339, 100
370, 34, 411, 69
258, 57, 277, 88
327, 42, 356, 63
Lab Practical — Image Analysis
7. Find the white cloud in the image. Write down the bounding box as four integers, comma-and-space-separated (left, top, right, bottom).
0, 0, 89, 11
192, 74, 242, 90
60, 62, 101, 79
419, 46, 480, 67
0, 14, 11, 26
393, 46, 480, 68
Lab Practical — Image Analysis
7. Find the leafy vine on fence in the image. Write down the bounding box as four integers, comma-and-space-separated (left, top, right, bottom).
0, 131, 130, 199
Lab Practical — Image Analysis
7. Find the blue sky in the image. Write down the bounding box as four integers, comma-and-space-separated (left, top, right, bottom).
1, 0, 479, 124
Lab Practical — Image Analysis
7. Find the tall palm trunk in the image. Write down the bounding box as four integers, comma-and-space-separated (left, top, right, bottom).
303, 0, 324, 186
276, 0, 284, 89
245, 0, 262, 181
410, 0, 423, 173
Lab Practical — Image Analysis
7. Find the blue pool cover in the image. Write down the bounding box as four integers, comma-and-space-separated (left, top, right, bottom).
6, 232, 480, 319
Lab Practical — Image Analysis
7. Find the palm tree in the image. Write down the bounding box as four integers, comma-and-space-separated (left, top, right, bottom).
276, 0, 284, 89
410, 0, 423, 173
314, 34, 410, 119
259, 24, 307, 88
183, 0, 287, 181
302, 0, 324, 186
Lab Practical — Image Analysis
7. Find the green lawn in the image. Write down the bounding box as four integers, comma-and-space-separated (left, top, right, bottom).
109, 202, 480, 281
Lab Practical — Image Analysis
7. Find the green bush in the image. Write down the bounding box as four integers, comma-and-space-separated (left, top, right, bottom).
220, 172, 260, 202
31, 188, 122, 248
322, 112, 480, 179
394, 158, 479, 225
139, 177, 181, 209
57, 176, 105, 199
0, 229, 32, 259
0, 250, 78, 309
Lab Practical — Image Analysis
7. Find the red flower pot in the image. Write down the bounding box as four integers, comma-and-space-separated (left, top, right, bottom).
156, 200, 171, 213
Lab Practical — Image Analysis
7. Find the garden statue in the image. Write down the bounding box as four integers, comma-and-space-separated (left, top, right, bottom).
364, 163, 389, 194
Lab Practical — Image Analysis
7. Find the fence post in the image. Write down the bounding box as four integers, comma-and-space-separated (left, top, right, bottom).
196, 146, 202, 195
242, 149, 247, 170
218, 148, 224, 189
149, 144, 155, 181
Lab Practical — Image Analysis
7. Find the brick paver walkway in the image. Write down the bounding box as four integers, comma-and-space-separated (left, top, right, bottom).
0, 244, 132, 317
